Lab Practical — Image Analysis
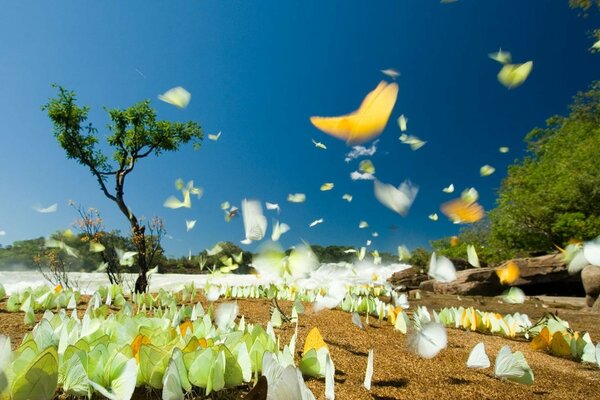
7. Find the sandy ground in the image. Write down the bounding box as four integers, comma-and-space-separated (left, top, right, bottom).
1, 292, 599, 400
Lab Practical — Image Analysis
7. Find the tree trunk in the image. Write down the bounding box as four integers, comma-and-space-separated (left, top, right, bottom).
132, 223, 148, 293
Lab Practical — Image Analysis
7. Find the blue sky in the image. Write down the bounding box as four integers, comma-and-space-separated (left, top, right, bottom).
0, 1, 598, 258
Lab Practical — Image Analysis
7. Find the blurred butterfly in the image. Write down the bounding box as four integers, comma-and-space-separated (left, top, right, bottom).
311, 139, 327, 149
381, 68, 400, 79
442, 184, 454, 193
428, 213, 438, 221
33, 203, 58, 213
480, 165, 495, 176
320, 183, 334, 191
309, 218, 323, 228
364, 349, 374, 390
467, 244, 480, 268
266, 202, 280, 213
440, 198, 484, 224
397, 115, 407, 132
398, 245, 411, 261
351, 171, 375, 181
310, 81, 399, 145
399, 133, 426, 150
271, 221, 290, 241
407, 322, 447, 359
496, 261, 520, 285
342, 194, 353, 202
208, 131, 222, 141
185, 219, 196, 231
359, 159, 375, 175
287, 193, 306, 203
428, 252, 456, 283
158, 86, 191, 108
499, 146, 509, 153
497, 61, 533, 89
241, 199, 267, 244
225, 206, 239, 222
501, 287, 525, 304
359, 221, 369, 229
488, 48, 512, 64
374, 179, 419, 217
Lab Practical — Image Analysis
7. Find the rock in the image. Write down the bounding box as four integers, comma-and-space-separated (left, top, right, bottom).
419, 253, 584, 297
388, 267, 428, 291
581, 265, 600, 307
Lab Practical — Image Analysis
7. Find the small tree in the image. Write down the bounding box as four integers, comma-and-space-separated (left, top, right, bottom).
43, 86, 202, 292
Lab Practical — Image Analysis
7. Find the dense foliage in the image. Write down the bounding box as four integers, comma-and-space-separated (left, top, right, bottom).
489, 82, 600, 255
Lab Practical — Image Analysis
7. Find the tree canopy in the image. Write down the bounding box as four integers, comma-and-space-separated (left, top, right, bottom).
43, 86, 203, 292
489, 81, 600, 255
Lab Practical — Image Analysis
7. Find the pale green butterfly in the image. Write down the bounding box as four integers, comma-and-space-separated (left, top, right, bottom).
494, 345, 534, 385
158, 87, 191, 108
10, 346, 58, 400
88, 356, 138, 400
497, 62, 533, 89
467, 244, 480, 268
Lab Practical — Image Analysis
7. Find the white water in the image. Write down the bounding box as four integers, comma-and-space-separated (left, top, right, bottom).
0, 262, 410, 295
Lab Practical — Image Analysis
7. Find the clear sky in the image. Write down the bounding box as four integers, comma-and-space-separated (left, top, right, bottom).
0, 1, 598, 258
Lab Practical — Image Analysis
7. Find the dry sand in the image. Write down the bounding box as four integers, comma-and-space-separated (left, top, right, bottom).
1, 292, 599, 399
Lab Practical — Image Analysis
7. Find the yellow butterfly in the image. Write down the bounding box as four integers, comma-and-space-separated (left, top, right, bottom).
303, 327, 328, 354
497, 61, 533, 89
531, 326, 550, 351
320, 183, 334, 191
310, 81, 398, 144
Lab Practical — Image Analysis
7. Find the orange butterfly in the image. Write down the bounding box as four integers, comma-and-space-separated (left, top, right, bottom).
496, 261, 520, 285
440, 198, 484, 224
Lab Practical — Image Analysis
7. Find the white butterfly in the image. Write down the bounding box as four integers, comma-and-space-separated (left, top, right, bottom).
428, 213, 438, 221
374, 179, 419, 216
185, 219, 196, 232
351, 312, 364, 329
364, 349, 374, 390
266, 202, 280, 213
351, 171, 375, 181
241, 199, 267, 243
583, 236, 600, 266
33, 203, 58, 213
359, 221, 369, 229
466, 342, 490, 369
407, 322, 447, 359
208, 131, 222, 141
271, 221, 290, 242
342, 194, 353, 202
262, 352, 316, 400
442, 184, 454, 193
309, 218, 323, 228
158, 86, 191, 108
428, 252, 456, 283
215, 302, 239, 332
381, 68, 400, 79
